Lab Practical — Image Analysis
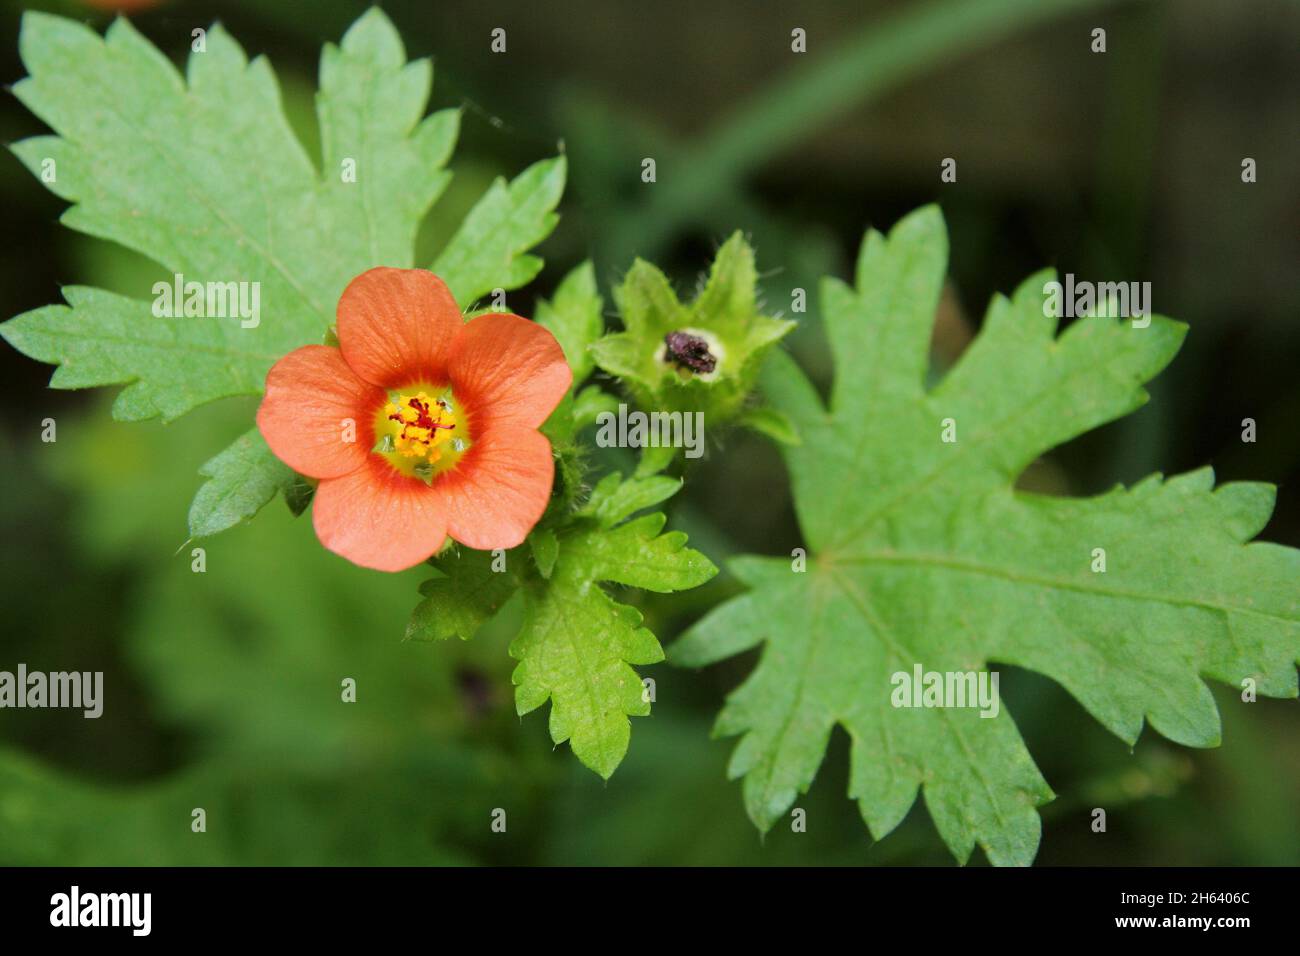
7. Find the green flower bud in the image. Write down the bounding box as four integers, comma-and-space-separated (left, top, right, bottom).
591, 233, 795, 427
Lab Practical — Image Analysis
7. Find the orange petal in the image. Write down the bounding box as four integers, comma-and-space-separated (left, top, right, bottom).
336, 268, 462, 388
312, 463, 448, 572
257, 345, 379, 479
435, 426, 555, 550
448, 313, 572, 431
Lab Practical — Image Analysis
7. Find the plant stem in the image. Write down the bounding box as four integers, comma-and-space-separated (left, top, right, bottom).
610, 0, 1133, 263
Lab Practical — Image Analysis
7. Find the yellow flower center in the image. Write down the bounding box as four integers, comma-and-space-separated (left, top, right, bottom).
372, 387, 469, 483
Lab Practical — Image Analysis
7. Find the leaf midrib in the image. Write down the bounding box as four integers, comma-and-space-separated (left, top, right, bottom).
19, 325, 283, 365
833, 548, 1297, 624
828, 565, 1016, 838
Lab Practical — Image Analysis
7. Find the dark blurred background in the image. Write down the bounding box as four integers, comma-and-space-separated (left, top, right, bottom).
0, 0, 1296, 865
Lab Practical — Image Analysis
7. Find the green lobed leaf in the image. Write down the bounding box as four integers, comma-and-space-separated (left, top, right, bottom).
571, 384, 621, 432
407, 546, 520, 642
282, 473, 316, 517
5, 10, 453, 409
529, 528, 560, 579
0, 287, 272, 423
738, 404, 800, 445
431, 156, 567, 309
672, 205, 1300, 866
536, 260, 604, 385
511, 480, 717, 778
634, 443, 679, 479
579, 471, 683, 528
188, 428, 295, 538
1, 10, 566, 538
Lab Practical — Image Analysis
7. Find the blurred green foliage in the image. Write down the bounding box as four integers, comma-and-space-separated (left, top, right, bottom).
0, 0, 1296, 864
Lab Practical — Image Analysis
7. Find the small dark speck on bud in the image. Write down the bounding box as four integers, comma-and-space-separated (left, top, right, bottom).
663, 330, 717, 374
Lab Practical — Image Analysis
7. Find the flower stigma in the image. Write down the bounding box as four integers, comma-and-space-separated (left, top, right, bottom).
372, 387, 469, 484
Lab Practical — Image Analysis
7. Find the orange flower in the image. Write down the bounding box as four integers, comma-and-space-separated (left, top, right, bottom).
257, 268, 571, 572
